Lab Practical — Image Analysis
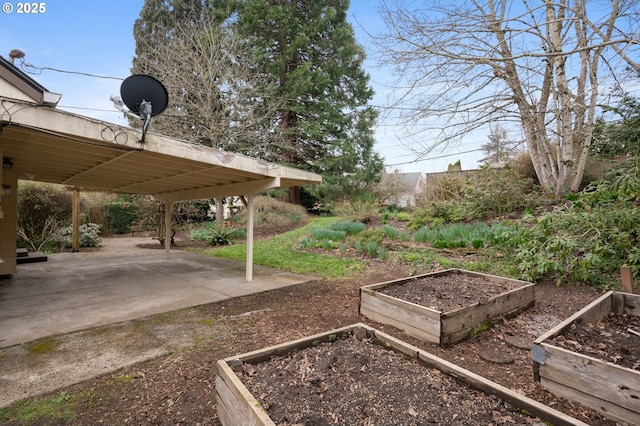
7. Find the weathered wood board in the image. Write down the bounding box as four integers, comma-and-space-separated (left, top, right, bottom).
216, 323, 588, 426
533, 291, 640, 425
359, 268, 535, 346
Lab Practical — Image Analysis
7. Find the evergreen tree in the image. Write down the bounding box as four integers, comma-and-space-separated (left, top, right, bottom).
233, 0, 383, 204
591, 90, 640, 159
480, 125, 519, 168
132, 0, 382, 205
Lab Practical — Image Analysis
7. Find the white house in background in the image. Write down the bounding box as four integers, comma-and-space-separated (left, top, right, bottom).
380, 171, 424, 207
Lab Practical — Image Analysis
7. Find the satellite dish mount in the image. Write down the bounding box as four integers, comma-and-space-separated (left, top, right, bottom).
117, 74, 168, 144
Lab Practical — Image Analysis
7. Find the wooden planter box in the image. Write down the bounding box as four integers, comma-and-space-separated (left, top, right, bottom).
216, 323, 588, 426
533, 291, 640, 425
359, 268, 535, 346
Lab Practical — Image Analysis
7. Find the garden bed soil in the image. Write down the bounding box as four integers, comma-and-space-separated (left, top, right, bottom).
533, 290, 640, 425
3, 225, 621, 425
551, 311, 640, 371
378, 272, 523, 312
361, 269, 534, 346
232, 328, 581, 425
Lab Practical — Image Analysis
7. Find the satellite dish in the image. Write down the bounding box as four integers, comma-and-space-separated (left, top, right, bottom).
118, 74, 168, 144
120, 74, 168, 117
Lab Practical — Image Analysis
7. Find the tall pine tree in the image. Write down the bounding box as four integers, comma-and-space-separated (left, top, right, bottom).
234, 0, 383, 204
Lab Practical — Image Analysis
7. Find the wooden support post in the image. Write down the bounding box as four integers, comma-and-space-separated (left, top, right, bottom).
72, 188, 80, 252
246, 194, 254, 282
621, 265, 634, 294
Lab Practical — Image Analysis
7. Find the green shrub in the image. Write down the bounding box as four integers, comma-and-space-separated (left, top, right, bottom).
461, 166, 541, 220
17, 182, 72, 251
413, 227, 430, 243
320, 239, 337, 250
412, 222, 502, 249
106, 201, 140, 234
514, 158, 640, 286
240, 196, 308, 228
197, 223, 245, 246
298, 237, 316, 249
472, 239, 484, 249
331, 200, 380, 221
54, 223, 102, 248
429, 202, 464, 222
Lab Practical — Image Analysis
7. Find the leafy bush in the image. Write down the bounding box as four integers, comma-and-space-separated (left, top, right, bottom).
331, 200, 380, 221
54, 223, 102, 249
514, 158, 640, 286
196, 223, 245, 246
237, 196, 308, 228
406, 203, 461, 229
105, 200, 140, 234
17, 182, 72, 251
419, 174, 465, 203
461, 166, 541, 219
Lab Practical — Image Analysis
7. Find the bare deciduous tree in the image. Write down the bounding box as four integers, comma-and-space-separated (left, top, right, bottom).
133, 12, 284, 156
376, 0, 640, 195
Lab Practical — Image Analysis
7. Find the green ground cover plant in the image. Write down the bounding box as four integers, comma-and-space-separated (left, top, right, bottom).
0, 391, 75, 424
189, 222, 246, 246
203, 217, 366, 278
512, 159, 640, 287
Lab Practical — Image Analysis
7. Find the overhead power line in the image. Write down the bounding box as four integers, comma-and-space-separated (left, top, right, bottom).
385, 148, 483, 167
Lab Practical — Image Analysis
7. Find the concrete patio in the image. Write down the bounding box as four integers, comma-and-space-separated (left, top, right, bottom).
0, 237, 313, 407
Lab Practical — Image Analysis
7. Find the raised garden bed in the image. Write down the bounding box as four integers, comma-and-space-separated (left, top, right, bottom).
359, 268, 535, 346
533, 291, 640, 425
216, 323, 588, 425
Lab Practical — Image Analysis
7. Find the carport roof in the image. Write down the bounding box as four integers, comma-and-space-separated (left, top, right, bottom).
0, 57, 321, 201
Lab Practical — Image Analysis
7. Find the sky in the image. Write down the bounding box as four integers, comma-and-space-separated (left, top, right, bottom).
0, 0, 485, 174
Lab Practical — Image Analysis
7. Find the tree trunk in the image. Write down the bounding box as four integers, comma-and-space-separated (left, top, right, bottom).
215, 198, 224, 223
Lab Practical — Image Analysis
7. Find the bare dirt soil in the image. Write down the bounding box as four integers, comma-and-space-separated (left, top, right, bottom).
4, 223, 626, 425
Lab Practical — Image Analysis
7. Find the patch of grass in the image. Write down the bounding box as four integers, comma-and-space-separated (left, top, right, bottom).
203, 217, 366, 279
0, 391, 76, 424
470, 322, 492, 337
113, 373, 137, 383
25, 338, 58, 354
200, 317, 216, 327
